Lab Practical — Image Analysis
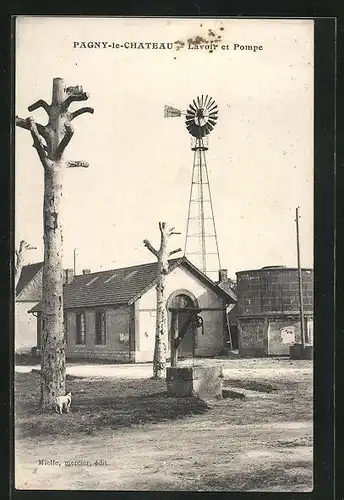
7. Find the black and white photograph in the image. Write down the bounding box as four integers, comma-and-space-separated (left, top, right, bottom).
14, 16, 315, 492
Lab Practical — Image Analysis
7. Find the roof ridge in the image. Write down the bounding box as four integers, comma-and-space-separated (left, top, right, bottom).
73, 257, 182, 277
22, 261, 44, 268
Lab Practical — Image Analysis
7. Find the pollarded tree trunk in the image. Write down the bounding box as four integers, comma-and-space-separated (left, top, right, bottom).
153, 255, 168, 378
40, 161, 65, 406
144, 222, 181, 378
16, 77, 94, 409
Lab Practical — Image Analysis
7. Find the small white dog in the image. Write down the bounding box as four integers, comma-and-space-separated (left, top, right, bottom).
55, 392, 72, 414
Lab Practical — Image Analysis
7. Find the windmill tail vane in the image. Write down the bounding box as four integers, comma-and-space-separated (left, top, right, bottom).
164, 105, 182, 118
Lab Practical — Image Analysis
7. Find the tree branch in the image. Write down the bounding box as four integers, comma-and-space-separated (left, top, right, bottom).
16, 116, 49, 151
67, 161, 89, 168
28, 99, 50, 114
168, 248, 182, 256
143, 239, 159, 257
70, 107, 94, 120
24, 117, 49, 164
63, 92, 90, 110
15, 116, 31, 129
55, 122, 74, 159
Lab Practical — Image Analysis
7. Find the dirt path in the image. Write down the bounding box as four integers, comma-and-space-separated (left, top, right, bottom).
15, 357, 313, 380
15, 359, 313, 491
16, 415, 312, 491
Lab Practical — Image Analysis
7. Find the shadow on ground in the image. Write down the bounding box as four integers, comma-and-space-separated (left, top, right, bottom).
15, 372, 209, 439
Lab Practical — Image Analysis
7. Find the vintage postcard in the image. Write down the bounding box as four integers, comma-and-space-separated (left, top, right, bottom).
15, 16, 315, 492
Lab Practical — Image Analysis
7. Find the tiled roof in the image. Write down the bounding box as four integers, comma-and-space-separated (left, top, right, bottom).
31, 258, 181, 312
30, 256, 235, 312
218, 280, 237, 302
16, 262, 43, 297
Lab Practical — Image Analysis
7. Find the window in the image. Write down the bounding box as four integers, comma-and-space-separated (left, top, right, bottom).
76, 312, 86, 345
104, 273, 118, 283
95, 311, 106, 345
86, 276, 99, 286
123, 270, 138, 280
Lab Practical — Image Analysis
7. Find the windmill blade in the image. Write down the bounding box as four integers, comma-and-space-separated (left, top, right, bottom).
204, 124, 214, 134
208, 113, 218, 122
207, 102, 218, 113
197, 96, 202, 108
208, 118, 217, 127
201, 94, 205, 108
186, 117, 195, 125
189, 102, 197, 113
203, 94, 210, 108
207, 103, 218, 113
193, 98, 199, 110
209, 111, 218, 118
206, 97, 215, 109
208, 104, 218, 113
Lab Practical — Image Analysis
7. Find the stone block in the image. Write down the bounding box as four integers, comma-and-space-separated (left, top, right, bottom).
289, 344, 313, 359
166, 365, 224, 400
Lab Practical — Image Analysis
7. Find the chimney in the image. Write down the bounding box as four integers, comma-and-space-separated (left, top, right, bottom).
63, 268, 74, 285
218, 269, 228, 282
82, 269, 91, 275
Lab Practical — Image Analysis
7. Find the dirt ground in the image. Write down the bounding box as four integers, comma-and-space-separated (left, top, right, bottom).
14, 358, 313, 492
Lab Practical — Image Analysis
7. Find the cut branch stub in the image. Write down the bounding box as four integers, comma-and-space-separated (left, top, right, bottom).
143, 239, 159, 257
67, 161, 89, 168
28, 99, 50, 114
70, 107, 94, 121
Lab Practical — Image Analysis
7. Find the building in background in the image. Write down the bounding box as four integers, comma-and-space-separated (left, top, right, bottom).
15, 262, 43, 353
31, 257, 236, 363
235, 266, 313, 356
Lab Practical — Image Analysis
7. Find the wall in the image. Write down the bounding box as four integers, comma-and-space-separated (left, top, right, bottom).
16, 269, 43, 302
135, 265, 226, 362
65, 305, 131, 361
15, 302, 38, 353
236, 268, 314, 356
236, 268, 313, 316
238, 314, 312, 356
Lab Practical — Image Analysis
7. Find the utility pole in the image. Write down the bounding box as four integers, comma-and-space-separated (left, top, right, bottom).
295, 207, 306, 356
16, 77, 94, 409
73, 248, 78, 276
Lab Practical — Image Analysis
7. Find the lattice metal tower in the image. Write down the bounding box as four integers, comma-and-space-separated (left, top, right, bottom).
164, 95, 221, 280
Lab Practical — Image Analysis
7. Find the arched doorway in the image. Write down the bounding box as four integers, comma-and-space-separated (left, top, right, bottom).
167, 291, 198, 359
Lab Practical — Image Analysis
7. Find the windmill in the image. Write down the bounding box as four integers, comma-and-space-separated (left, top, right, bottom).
164, 95, 221, 280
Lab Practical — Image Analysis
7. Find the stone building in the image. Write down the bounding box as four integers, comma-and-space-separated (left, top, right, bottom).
30, 256, 236, 362
235, 265, 313, 356
15, 262, 43, 353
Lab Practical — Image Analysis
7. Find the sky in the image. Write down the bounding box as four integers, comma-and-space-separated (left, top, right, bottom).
15, 17, 314, 280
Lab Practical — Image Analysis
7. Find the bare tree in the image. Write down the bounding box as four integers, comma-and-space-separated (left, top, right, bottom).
16, 77, 94, 409
15, 240, 37, 290
144, 222, 181, 378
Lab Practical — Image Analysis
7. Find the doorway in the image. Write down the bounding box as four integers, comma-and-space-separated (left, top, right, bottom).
168, 292, 198, 358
